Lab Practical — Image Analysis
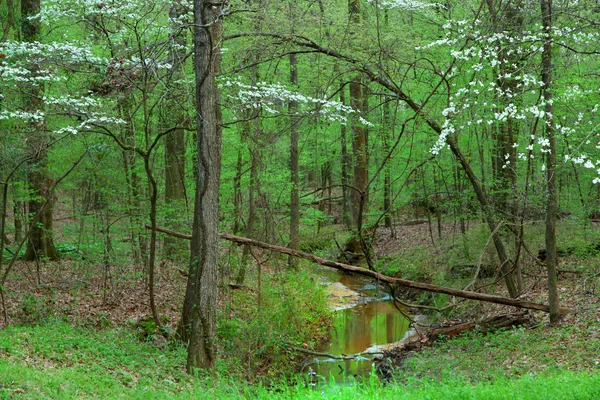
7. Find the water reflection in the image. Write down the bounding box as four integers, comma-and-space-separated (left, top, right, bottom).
313, 271, 411, 383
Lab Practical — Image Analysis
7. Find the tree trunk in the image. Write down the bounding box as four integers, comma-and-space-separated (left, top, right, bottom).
233, 150, 243, 234
288, 52, 300, 269
179, 0, 222, 372
22, 0, 58, 261
340, 87, 353, 228
487, 0, 525, 294
163, 0, 188, 260
540, 0, 560, 323
119, 99, 145, 266
236, 144, 257, 285
13, 199, 23, 243
349, 0, 368, 228
383, 98, 392, 228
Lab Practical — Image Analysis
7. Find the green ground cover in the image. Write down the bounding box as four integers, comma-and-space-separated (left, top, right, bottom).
1, 322, 598, 399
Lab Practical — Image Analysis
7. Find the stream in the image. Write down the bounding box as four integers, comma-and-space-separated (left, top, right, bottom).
308, 267, 414, 384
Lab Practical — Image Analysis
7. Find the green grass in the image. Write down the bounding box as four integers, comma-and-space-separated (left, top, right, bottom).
402, 322, 600, 381
1, 322, 599, 399
258, 371, 600, 399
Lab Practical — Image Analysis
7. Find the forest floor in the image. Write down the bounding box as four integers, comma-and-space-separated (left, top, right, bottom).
1, 218, 599, 398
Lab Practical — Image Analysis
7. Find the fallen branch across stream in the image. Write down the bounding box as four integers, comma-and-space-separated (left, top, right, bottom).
286, 345, 382, 360
146, 225, 572, 314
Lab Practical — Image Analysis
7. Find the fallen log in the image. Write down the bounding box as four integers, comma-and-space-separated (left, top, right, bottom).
380, 311, 532, 371
146, 225, 572, 314
428, 311, 531, 341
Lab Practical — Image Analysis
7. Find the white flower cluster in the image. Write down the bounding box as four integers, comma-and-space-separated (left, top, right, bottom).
222, 78, 373, 126
0, 41, 106, 66
0, 110, 45, 122
35, 0, 171, 24
43, 95, 102, 108
368, 0, 442, 11
430, 119, 453, 155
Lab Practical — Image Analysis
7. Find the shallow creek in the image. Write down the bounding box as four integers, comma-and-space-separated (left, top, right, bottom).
308, 267, 413, 383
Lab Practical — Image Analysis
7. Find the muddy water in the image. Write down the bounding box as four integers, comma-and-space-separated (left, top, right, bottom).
310, 268, 411, 383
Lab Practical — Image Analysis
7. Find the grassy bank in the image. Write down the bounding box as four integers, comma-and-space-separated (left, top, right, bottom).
1, 321, 599, 399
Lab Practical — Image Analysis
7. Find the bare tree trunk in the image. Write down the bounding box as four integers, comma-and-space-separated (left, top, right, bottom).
236, 143, 257, 285
22, 0, 58, 261
119, 100, 145, 266
179, 0, 222, 372
13, 199, 23, 243
233, 150, 243, 234
540, 0, 560, 323
349, 0, 368, 228
236, 58, 262, 285
163, 0, 188, 260
350, 79, 367, 227
447, 136, 520, 298
489, 0, 524, 293
340, 88, 352, 228
288, 52, 300, 269
383, 98, 392, 228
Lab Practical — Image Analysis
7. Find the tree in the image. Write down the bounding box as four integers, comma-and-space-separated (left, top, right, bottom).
179, 0, 223, 372
163, 0, 190, 259
288, 51, 300, 268
540, 0, 560, 323
21, 0, 58, 261
348, 0, 369, 229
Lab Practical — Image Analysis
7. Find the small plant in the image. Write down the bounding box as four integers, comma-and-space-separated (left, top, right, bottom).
55, 243, 85, 260
15, 295, 53, 325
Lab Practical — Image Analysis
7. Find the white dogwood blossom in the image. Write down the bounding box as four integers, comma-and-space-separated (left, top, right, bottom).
222, 78, 373, 126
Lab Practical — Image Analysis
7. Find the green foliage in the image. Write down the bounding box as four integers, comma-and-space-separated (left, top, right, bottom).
402, 324, 600, 383
217, 269, 331, 380
1, 322, 598, 399
299, 224, 348, 254
128, 315, 171, 340
15, 295, 54, 326
55, 244, 84, 260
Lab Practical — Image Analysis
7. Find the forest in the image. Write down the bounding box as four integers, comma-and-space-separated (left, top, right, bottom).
0, 0, 599, 398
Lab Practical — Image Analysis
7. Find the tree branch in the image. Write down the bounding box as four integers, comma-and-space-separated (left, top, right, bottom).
145, 225, 573, 314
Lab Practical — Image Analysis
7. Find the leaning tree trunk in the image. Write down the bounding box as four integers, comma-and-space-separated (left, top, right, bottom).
179, 0, 223, 372
22, 0, 58, 261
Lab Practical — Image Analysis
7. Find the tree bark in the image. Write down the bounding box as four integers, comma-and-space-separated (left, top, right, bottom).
288, 52, 300, 269
179, 0, 223, 372
383, 98, 392, 228
349, 0, 368, 228
163, 0, 188, 260
486, 0, 525, 294
540, 0, 560, 323
340, 87, 353, 228
119, 99, 145, 266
